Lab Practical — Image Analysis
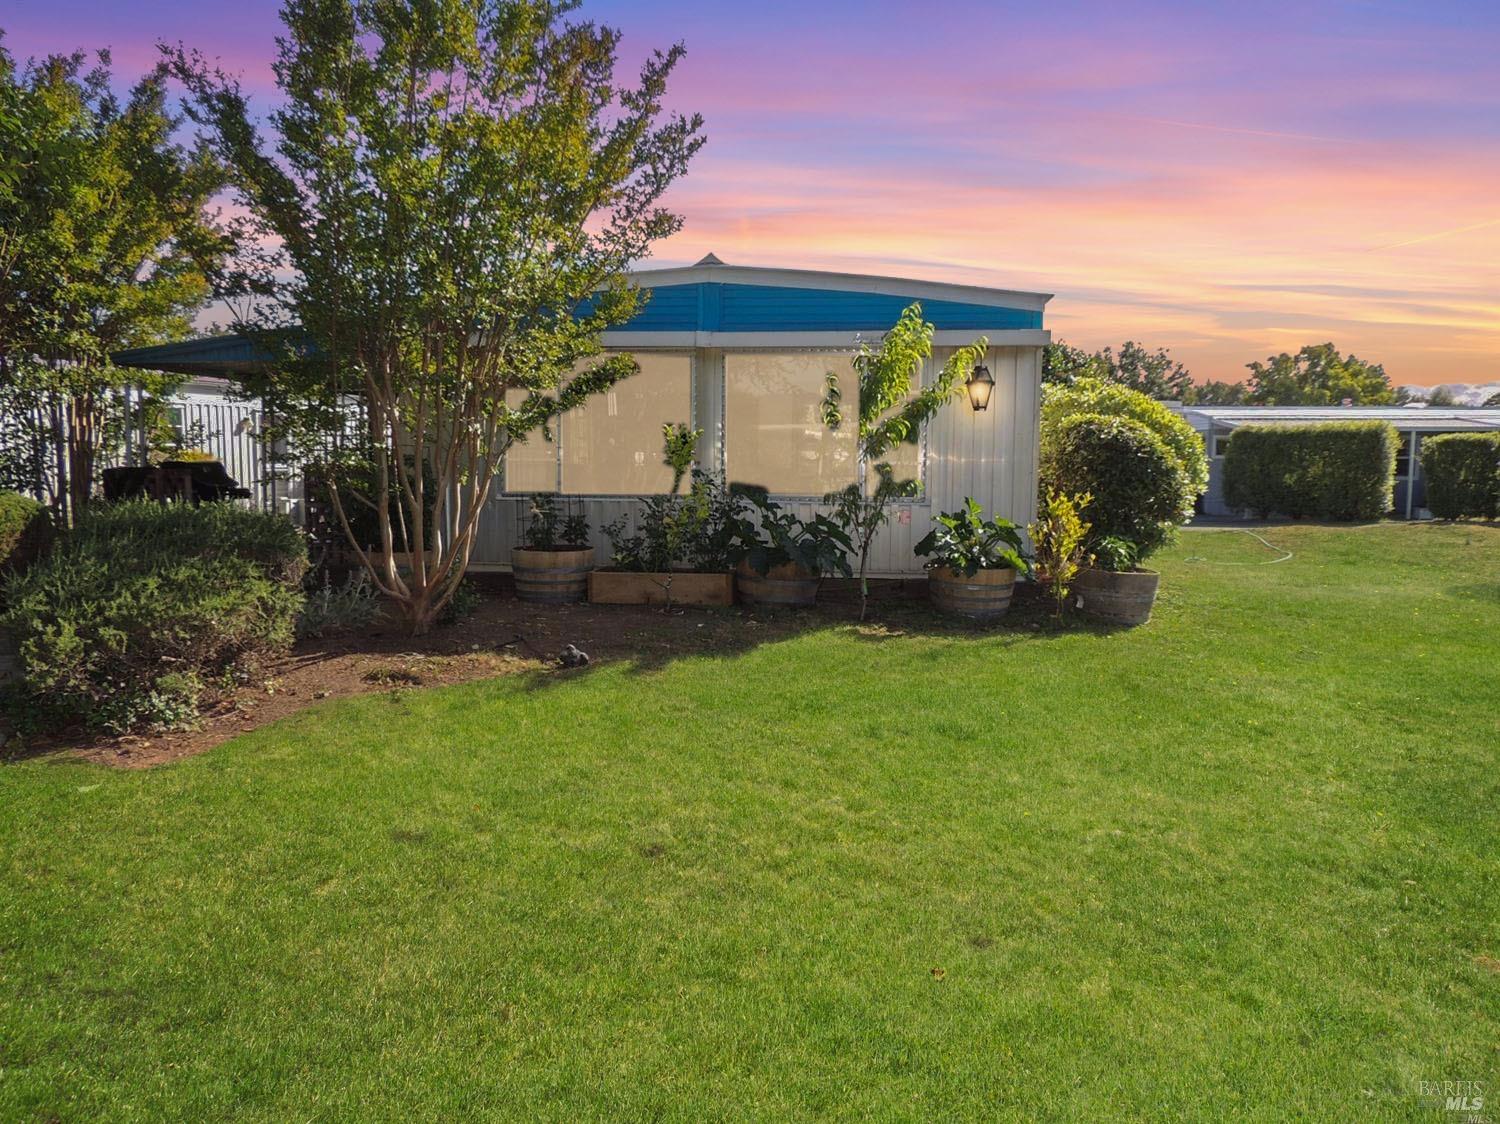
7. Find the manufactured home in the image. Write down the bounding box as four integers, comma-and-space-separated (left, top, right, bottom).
1174, 405, 1500, 519
114, 256, 1053, 575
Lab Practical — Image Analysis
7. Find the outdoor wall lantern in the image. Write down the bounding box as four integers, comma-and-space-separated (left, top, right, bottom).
966, 364, 994, 411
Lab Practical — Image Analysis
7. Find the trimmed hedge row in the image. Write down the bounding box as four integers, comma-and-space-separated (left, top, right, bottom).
1420, 433, 1500, 519
1222, 421, 1397, 520
1, 501, 307, 733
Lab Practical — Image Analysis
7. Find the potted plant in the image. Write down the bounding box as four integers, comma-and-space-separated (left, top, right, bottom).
1074, 535, 1159, 626
914, 498, 1030, 619
590, 472, 741, 608
511, 493, 595, 604
731, 490, 853, 607
1039, 398, 1201, 627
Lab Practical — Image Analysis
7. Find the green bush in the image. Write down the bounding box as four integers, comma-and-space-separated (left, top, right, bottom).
1222, 422, 1397, 520
0, 492, 54, 580
1420, 433, 1500, 519
1039, 415, 1187, 559
1042, 379, 1209, 500
1, 501, 307, 733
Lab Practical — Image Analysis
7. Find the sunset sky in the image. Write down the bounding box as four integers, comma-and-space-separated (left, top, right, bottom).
6, 0, 1499, 386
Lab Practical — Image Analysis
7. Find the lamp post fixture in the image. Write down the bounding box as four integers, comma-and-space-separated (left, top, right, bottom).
966, 364, 994, 411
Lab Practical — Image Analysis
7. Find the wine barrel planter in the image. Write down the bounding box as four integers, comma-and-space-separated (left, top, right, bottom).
926, 565, 1017, 620
588, 570, 735, 607
511, 546, 594, 604
735, 560, 820, 607
1074, 567, 1160, 626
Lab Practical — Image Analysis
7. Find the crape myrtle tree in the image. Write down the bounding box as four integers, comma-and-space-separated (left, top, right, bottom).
170, 0, 704, 633
0, 41, 229, 522
822, 303, 987, 619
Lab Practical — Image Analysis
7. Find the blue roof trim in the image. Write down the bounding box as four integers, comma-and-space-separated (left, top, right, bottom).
592, 282, 1043, 333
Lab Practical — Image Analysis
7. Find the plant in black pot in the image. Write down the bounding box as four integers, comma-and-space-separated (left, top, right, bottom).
731, 488, 853, 607
914, 498, 1030, 620
512, 493, 595, 604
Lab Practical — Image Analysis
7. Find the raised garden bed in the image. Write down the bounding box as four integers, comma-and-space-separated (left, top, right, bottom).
588, 570, 735, 606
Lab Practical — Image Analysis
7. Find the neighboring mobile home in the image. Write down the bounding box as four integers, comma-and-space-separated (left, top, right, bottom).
1174, 405, 1500, 519
114, 256, 1053, 575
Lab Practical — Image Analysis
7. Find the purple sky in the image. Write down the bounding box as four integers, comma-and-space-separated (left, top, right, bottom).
7, 0, 1499, 385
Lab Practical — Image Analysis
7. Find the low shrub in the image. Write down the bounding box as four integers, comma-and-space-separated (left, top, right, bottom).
2, 501, 307, 733
0, 492, 54, 581
1420, 433, 1500, 520
603, 472, 744, 572
297, 570, 381, 638
1042, 379, 1209, 500
1039, 414, 1188, 559
1222, 421, 1397, 520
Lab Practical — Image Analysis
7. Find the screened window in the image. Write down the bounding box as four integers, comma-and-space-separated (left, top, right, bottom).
1213, 432, 1233, 458
502, 390, 559, 492
502, 353, 693, 494
725, 353, 859, 495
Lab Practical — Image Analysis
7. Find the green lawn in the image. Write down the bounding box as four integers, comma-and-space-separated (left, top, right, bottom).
3, 524, 1497, 1121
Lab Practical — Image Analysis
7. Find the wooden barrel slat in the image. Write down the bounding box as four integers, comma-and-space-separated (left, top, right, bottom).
1074, 567, 1159, 626
927, 566, 1016, 619
512, 547, 594, 604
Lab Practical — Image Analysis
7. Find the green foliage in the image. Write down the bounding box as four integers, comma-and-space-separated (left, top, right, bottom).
1042, 378, 1209, 502
1181, 379, 1250, 406
523, 494, 590, 551
661, 423, 702, 495
1420, 433, 1500, 520
0, 44, 230, 521
914, 498, 1029, 577
437, 579, 484, 627
603, 472, 743, 573
1244, 343, 1395, 405
733, 492, 853, 579
297, 570, 380, 639
1043, 340, 1192, 400
1090, 535, 1142, 573
1, 501, 307, 732
306, 459, 438, 555
1040, 415, 1187, 559
0, 491, 53, 580
170, 1, 703, 633
1028, 489, 1093, 616
1222, 422, 1398, 520
821, 303, 988, 616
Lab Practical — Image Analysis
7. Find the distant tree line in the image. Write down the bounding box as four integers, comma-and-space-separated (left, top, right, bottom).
1044, 340, 1409, 407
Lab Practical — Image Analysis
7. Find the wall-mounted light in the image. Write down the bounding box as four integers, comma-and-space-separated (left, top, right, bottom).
966, 364, 994, 411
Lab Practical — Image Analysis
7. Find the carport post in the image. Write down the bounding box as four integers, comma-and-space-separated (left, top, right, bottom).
1404, 429, 1418, 520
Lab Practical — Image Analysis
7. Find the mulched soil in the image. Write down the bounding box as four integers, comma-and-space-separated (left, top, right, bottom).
6, 576, 1054, 769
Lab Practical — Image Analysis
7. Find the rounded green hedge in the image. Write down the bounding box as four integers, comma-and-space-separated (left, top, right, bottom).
1042, 379, 1209, 500
1039, 414, 1187, 559
2, 501, 308, 733
1420, 433, 1499, 520
1222, 421, 1397, 520
0, 492, 53, 580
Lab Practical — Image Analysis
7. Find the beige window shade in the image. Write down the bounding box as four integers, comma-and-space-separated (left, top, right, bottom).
562, 353, 693, 495
502, 389, 559, 493
725, 353, 858, 496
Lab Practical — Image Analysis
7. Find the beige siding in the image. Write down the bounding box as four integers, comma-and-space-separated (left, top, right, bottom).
467, 344, 1042, 576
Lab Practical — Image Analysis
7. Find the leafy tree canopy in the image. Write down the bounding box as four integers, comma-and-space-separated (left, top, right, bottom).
170, 0, 704, 631
1243, 343, 1395, 406
1043, 339, 1192, 400
0, 38, 230, 519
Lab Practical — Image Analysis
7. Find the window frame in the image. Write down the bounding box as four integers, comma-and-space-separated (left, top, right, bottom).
500, 348, 697, 497
719, 346, 930, 504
